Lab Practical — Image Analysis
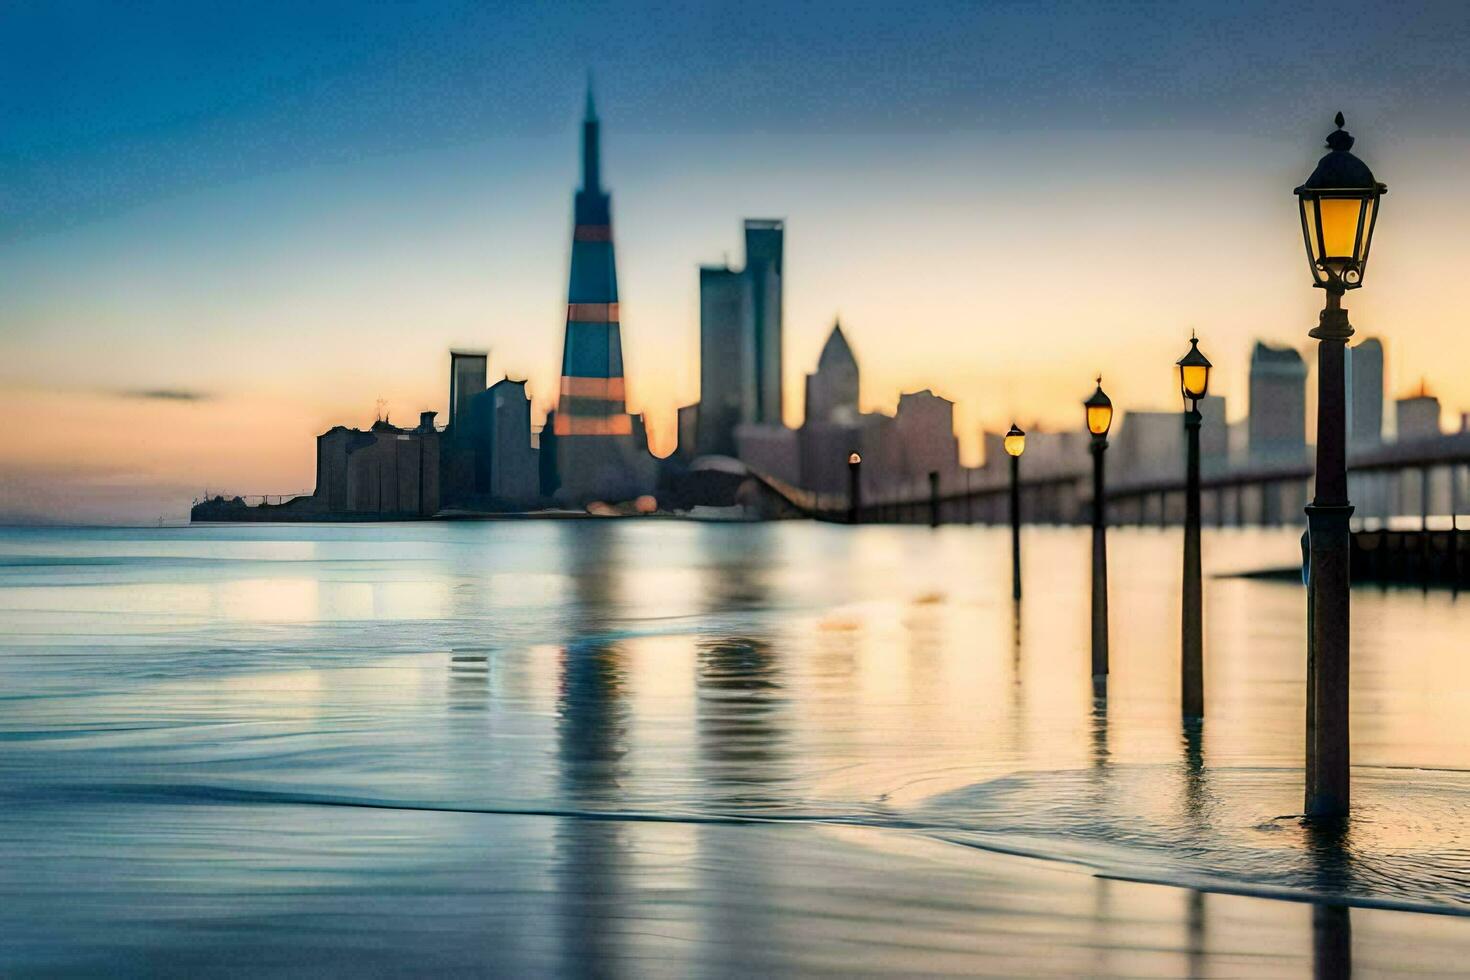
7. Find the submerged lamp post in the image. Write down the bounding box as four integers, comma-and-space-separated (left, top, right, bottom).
848, 452, 863, 525
1177, 335, 1212, 719
1295, 112, 1386, 820
1084, 379, 1113, 679
1004, 424, 1026, 600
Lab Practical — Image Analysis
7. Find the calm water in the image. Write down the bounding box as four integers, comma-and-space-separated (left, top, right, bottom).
2, 520, 1469, 976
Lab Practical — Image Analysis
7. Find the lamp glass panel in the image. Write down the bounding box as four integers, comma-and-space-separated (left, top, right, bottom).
1181, 364, 1209, 400
1300, 198, 1327, 283
1359, 196, 1377, 264
1004, 433, 1025, 457
1318, 197, 1365, 260
1087, 404, 1112, 436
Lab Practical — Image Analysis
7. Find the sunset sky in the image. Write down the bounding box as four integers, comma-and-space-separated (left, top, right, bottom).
5, 1, 1470, 522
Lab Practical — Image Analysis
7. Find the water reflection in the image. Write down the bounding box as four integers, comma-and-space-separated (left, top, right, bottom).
1181, 718, 1212, 830
554, 523, 632, 974
2, 523, 1469, 974
1186, 890, 1207, 980
1313, 903, 1352, 980
695, 635, 788, 808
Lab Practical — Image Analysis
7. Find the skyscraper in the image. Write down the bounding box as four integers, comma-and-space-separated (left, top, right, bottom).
448, 351, 488, 431
549, 84, 655, 504
696, 265, 753, 456
804, 321, 859, 425
555, 85, 629, 439
1248, 341, 1308, 461
694, 220, 785, 457
744, 220, 784, 425
1347, 337, 1384, 450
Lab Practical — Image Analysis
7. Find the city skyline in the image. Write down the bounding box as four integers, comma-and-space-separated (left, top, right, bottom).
7, 3, 1470, 521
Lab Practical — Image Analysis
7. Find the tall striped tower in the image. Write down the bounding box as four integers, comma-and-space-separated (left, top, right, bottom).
546, 83, 655, 505
554, 83, 631, 438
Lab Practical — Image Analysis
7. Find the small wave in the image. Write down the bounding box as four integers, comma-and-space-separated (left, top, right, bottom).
899, 764, 1470, 917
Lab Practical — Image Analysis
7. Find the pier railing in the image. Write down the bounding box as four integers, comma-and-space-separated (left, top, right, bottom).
780, 433, 1470, 532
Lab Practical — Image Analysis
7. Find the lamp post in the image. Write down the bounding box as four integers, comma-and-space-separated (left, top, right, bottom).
1004, 424, 1026, 600
1295, 112, 1386, 820
1177, 335, 1212, 719
848, 452, 863, 525
1085, 379, 1114, 679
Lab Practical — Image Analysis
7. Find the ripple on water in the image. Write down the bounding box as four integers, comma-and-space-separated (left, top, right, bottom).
904, 765, 1470, 915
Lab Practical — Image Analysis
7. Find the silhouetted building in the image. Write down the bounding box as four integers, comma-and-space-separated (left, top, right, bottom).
1198, 394, 1228, 470
696, 265, 753, 456
744, 220, 784, 426
466, 378, 539, 507
539, 410, 561, 498
676, 403, 699, 461
800, 416, 890, 495
1396, 384, 1441, 443
1113, 411, 1184, 481
1110, 397, 1226, 480
982, 426, 1086, 477
892, 389, 959, 482
1248, 341, 1307, 461
314, 416, 441, 516
734, 423, 800, 485
1348, 337, 1384, 450
449, 351, 488, 431
549, 84, 656, 504
804, 321, 859, 425
695, 220, 785, 456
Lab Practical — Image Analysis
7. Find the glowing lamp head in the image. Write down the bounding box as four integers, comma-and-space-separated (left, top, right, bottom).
1084, 377, 1113, 440
1003, 423, 1026, 458
1176, 334, 1212, 406
848, 452, 862, 466
1294, 112, 1386, 292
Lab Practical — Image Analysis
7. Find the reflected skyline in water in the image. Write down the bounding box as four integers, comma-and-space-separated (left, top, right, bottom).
0, 520, 1468, 973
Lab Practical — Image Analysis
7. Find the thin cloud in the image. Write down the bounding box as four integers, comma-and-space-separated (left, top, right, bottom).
115, 388, 213, 403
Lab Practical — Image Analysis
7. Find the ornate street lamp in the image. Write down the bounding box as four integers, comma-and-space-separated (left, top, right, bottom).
1176, 335, 1212, 718
847, 452, 862, 525
1084, 378, 1113, 679
1295, 112, 1385, 821
1004, 424, 1026, 600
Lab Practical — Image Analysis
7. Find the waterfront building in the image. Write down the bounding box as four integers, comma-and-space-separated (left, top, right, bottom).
734, 423, 800, 485
696, 265, 754, 456
465, 378, 540, 507
1348, 337, 1385, 450
695, 220, 785, 456
1248, 341, 1308, 461
549, 85, 656, 504
1110, 396, 1226, 481
892, 389, 960, 483
314, 414, 441, 517
804, 321, 859, 425
449, 351, 488, 431
744, 220, 784, 426
1198, 394, 1228, 471
1396, 384, 1442, 443
1112, 411, 1184, 481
